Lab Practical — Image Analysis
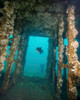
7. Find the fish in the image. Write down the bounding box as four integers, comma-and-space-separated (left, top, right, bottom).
36, 47, 43, 54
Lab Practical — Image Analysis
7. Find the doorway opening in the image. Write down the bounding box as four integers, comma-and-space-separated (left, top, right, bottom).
23, 36, 49, 78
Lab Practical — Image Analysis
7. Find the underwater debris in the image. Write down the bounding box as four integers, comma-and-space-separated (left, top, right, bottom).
57, 15, 64, 95
66, 5, 80, 100
36, 47, 43, 54
58, 15, 64, 62
67, 5, 80, 73
12, 34, 29, 84
1, 33, 20, 92
0, 1, 16, 73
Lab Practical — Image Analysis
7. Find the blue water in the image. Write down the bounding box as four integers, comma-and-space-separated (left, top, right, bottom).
64, 38, 68, 46
23, 36, 49, 78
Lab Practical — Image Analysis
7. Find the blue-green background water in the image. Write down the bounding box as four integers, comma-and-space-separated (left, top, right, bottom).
23, 36, 49, 78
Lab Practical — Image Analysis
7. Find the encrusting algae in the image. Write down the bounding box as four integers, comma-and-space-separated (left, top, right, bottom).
57, 5, 80, 100
0, 1, 15, 74
57, 15, 64, 94
66, 5, 80, 100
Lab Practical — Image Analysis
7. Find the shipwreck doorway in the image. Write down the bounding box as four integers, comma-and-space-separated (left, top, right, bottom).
23, 36, 49, 78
